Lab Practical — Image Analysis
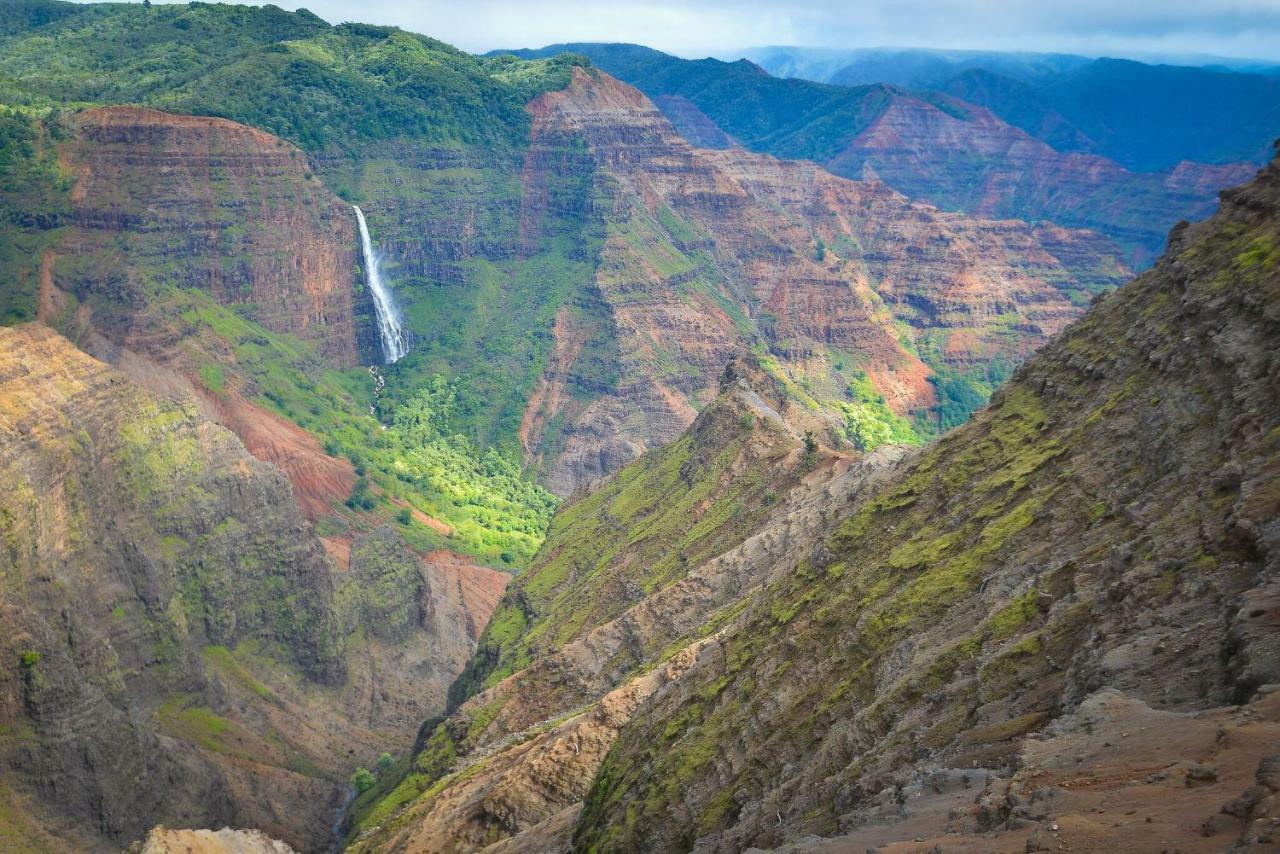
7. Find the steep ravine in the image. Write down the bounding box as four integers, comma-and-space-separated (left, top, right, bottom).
353, 152, 1279, 852
0, 325, 504, 851
515, 67, 1130, 494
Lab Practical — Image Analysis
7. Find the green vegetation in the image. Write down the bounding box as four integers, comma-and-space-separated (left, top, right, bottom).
0, 3, 584, 154
351, 767, 376, 793
0, 108, 69, 324
505, 43, 971, 166
573, 345, 1084, 848
451, 392, 798, 702
838, 368, 922, 448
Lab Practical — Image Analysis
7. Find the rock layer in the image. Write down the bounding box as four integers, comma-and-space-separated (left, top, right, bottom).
355, 153, 1279, 853
520, 67, 1129, 492
58, 106, 375, 365
0, 324, 504, 851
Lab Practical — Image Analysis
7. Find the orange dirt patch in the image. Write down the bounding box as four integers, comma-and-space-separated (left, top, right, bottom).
389, 498, 453, 537
423, 550, 511, 640
205, 392, 355, 519
35, 249, 66, 322
320, 535, 353, 570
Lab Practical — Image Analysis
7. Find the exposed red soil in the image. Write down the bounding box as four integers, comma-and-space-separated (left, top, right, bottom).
203, 392, 355, 519
422, 550, 511, 641
388, 497, 453, 537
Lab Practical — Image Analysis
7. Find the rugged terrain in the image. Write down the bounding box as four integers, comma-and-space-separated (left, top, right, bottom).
0, 4, 1139, 499
514, 67, 1129, 492
0, 324, 506, 851
511, 43, 1268, 266
0, 6, 1276, 852
351, 152, 1279, 852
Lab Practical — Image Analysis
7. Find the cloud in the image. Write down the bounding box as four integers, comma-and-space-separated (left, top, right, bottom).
159, 0, 1280, 61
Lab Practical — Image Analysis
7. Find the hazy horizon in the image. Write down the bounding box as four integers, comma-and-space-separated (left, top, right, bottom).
66, 0, 1280, 64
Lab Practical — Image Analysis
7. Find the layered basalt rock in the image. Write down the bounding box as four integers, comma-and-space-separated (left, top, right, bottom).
0, 325, 505, 852
58, 106, 376, 365
519, 68, 1129, 493
574, 153, 1280, 851
355, 154, 1278, 853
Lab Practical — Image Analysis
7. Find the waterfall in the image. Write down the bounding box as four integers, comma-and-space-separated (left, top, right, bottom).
353, 205, 408, 364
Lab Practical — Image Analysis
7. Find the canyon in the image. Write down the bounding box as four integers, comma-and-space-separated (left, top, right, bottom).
515, 43, 1266, 267
350, 148, 1280, 854
0, 4, 1276, 852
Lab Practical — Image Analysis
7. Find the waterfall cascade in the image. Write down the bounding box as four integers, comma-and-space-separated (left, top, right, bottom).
353, 205, 408, 364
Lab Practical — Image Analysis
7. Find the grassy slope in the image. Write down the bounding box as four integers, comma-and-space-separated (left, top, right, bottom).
0, 3, 595, 565
573, 154, 1280, 849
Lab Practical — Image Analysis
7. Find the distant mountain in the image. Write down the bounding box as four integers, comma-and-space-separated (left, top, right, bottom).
945, 58, 1280, 171
502, 43, 1262, 264
740, 46, 1280, 171
744, 45, 1092, 86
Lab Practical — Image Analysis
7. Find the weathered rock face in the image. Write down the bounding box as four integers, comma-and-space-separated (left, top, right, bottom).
347, 357, 887, 849
827, 93, 1258, 267
56, 106, 376, 365
519, 68, 1129, 493
38, 107, 384, 524
0, 325, 505, 852
135, 827, 297, 854
573, 153, 1280, 851
355, 154, 1278, 852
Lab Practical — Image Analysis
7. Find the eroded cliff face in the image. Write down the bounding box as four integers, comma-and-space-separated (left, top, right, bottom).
0, 325, 504, 852
574, 153, 1280, 851
518, 67, 1129, 494
353, 154, 1278, 853
346, 357, 898, 849
827, 93, 1258, 267
31, 106, 388, 525
55, 106, 376, 365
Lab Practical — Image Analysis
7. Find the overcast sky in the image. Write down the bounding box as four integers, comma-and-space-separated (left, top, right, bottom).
246, 0, 1280, 62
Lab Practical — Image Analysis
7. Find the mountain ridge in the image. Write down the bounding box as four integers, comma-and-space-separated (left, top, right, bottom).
352, 149, 1280, 853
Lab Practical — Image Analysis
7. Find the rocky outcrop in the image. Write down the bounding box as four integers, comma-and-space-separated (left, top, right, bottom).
56, 106, 376, 365
0, 325, 505, 852
356, 152, 1278, 852
136, 827, 297, 854
519, 68, 1129, 493
574, 152, 1280, 851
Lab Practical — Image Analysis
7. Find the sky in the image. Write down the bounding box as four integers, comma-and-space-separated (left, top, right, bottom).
238, 0, 1280, 62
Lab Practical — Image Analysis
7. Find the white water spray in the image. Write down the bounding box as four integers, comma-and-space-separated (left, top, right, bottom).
354, 205, 408, 364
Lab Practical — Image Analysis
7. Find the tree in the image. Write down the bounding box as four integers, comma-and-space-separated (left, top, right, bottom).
376, 752, 395, 775
352, 767, 376, 793
802, 431, 818, 469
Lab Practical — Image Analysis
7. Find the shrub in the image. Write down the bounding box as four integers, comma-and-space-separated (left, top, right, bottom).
352, 767, 376, 793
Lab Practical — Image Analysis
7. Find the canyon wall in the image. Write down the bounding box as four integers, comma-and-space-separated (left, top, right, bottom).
352, 153, 1279, 854
0, 324, 504, 851
516, 67, 1130, 493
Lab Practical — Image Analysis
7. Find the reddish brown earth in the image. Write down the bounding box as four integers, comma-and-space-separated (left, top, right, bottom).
204, 391, 356, 520
59, 106, 374, 365
390, 499, 454, 537
36, 106, 385, 521
520, 68, 1130, 493
421, 551, 511, 645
